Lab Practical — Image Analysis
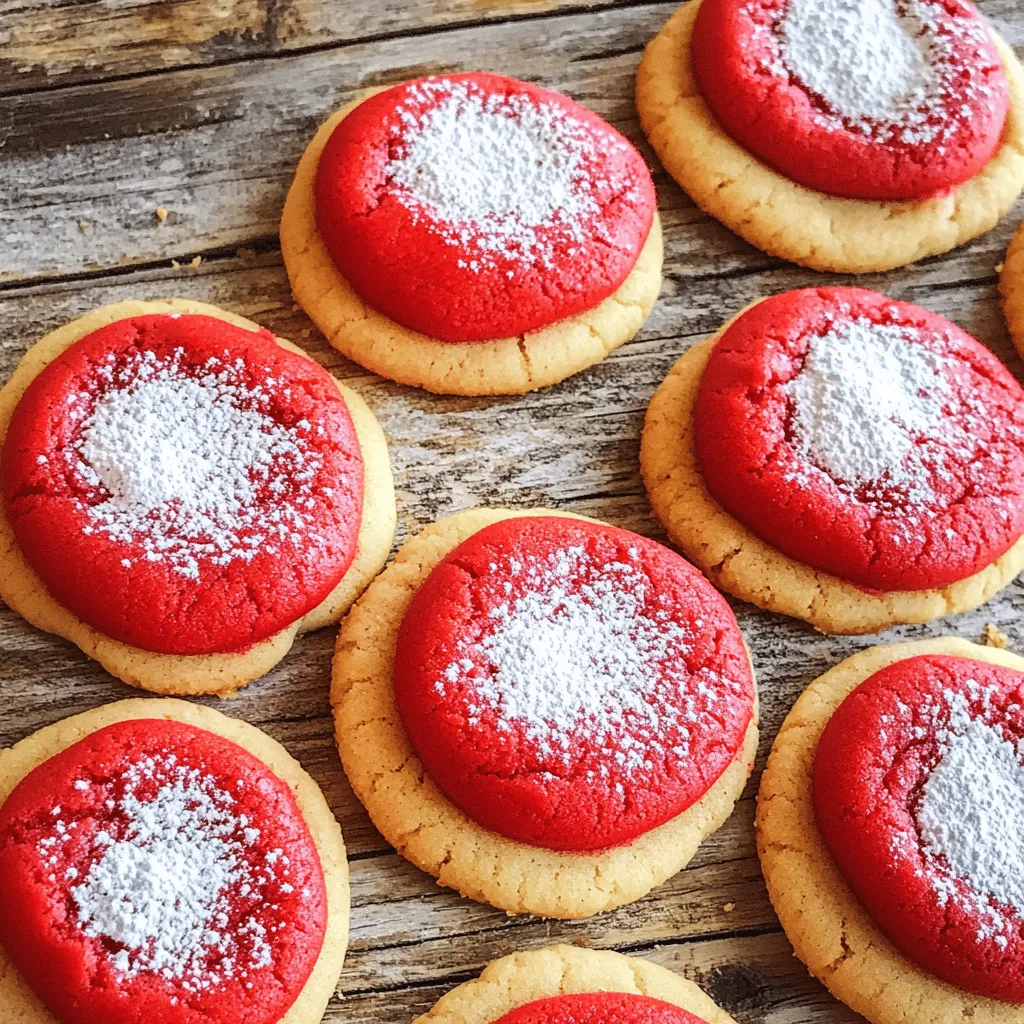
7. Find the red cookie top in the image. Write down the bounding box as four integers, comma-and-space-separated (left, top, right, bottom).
691, 0, 1009, 201
493, 993, 710, 1024
315, 73, 656, 342
1, 313, 364, 655
814, 655, 1024, 1002
0, 719, 328, 1024
393, 516, 756, 852
695, 287, 1024, 592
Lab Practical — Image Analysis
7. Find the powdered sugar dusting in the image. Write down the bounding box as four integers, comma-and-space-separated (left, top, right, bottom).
754, 0, 999, 146
784, 316, 957, 506
435, 543, 742, 774
917, 711, 1024, 946
384, 78, 633, 273
36, 754, 294, 992
68, 346, 324, 580
880, 681, 1024, 947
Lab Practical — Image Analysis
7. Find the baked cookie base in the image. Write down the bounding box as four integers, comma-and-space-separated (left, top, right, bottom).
415, 945, 738, 1024
0, 298, 397, 696
1000, 220, 1024, 359
0, 698, 349, 1024
636, 0, 1024, 274
331, 506, 758, 920
280, 94, 664, 397
757, 637, 1024, 1024
640, 307, 1024, 635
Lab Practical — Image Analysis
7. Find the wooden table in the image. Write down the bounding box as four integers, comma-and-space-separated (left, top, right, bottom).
2, 2, 1023, 1021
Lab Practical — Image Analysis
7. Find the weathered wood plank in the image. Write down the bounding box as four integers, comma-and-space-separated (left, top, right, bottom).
2, 0, 1019, 100
0, 4, 673, 282
2, 2, 1022, 286
333, 932, 863, 1022
0, 0, 644, 95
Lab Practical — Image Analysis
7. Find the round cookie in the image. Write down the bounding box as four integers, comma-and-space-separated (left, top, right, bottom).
635, 0, 1024, 274
412, 945, 738, 1024
814, 655, 1024, 1002
281, 83, 664, 396
0, 697, 349, 1024
1000, 220, 1024, 360
0, 299, 397, 696
757, 637, 1024, 1024
640, 299, 1024, 635
331, 507, 758, 919
691, 0, 1010, 203
315, 74, 657, 343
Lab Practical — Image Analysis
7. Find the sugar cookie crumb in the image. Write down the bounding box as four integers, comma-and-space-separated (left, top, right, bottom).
983, 624, 1010, 649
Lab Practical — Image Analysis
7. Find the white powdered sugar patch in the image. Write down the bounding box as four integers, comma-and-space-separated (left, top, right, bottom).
384, 78, 633, 273
883, 682, 1024, 947
917, 715, 1024, 944
37, 754, 294, 992
68, 346, 324, 579
752, 0, 999, 145
436, 544, 743, 775
783, 315, 974, 508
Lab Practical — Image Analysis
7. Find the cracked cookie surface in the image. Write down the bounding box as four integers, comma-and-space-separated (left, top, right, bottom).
691, 0, 1009, 202
636, 0, 1024, 273
281, 91, 663, 396
694, 287, 1024, 593
412, 945, 738, 1024
814, 654, 1024, 1002
757, 637, 1024, 1024
393, 515, 755, 852
0, 299, 396, 696
640, 300, 1024, 634
331, 508, 757, 919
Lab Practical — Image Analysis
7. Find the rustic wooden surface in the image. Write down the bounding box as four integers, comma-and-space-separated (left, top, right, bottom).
2, 2, 1024, 1021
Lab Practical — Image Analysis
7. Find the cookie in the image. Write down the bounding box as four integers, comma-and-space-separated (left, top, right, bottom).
692, 0, 1009, 202
757, 637, 1024, 1024
332, 507, 758, 919
641, 290, 1024, 634
281, 78, 664, 395
814, 654, 1024, 1002
0, 697, 349, 1024
999, 220, 1024, 359
636, 0, 1024, 273
413, 945, 737, 1024
0, 299, 396, 695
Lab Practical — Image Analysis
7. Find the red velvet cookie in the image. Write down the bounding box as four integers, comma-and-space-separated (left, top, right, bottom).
695, 287, 1024, 592
0, 719, 328, 1024
393, 516, 755, 852
691, 0, 1009, 201
494, 993, 709, 1024
315, 73, 656, 342
1, 313, 364, 656
814, 655, 1024, 1002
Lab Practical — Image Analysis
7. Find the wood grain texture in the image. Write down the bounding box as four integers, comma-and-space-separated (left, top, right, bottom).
0, 0, 643, 95
2, 2, 1024, 1021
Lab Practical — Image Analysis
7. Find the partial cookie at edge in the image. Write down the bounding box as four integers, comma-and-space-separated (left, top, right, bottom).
413, 944, 738, 1024
639, 309, 1024, 635
0, 299, 397, 696
1000, 221, 1024, 360
280, 94, 664, 396
756, 637, 1024, 1024
331, 506, 758, 920
0, 697, 349, 1024
635, 0, 1024, 274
